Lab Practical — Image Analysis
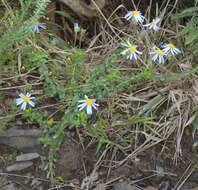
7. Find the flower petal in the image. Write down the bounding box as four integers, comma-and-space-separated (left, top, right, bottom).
19, 93, 25, 98
124, 12, 132, 20
92, 103, 99, 110
121, 49, 129, 55
28, 100, 35, 107
78, 99, 85, 103
153, 25, 160, 31
136, 50, 142, 55
152, 54, 158, 61
86, 104, 92, 115
21, 102, 27, 110
16, 98, 23, 105
154, 18, 160, 23
33, 26, 40, 33
78, 103, 87, 111
26, 92, 31, 97
39, 23, 46, 29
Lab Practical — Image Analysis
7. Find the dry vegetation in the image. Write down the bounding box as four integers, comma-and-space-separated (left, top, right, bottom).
0, 0, 198, 189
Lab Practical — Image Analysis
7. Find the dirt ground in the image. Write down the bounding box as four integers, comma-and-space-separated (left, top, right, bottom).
0, 127, 198, 189
1, 0, 198, 189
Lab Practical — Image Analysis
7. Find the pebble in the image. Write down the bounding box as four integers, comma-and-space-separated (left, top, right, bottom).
1, 184, 16, 190
144, 186, 158, 190
0, 128, 43, 153
16, 153, 40, 161
6, 161, 33, 172
114, 182, 141, 190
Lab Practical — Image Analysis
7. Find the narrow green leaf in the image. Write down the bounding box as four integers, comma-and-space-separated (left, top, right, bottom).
176, 7, 198, 18
192, 118, 198, 136
138, 95, 165, 116
185, 28, 198, 45
154, 65, 198, 81
55, 11, 75, 23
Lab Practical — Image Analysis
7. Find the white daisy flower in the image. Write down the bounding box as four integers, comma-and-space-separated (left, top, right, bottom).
161, 43, 181, 55
149, 48, 166, 64
121, 41, 142, 60
16, 93, 35, 110
124, 10, 145, 23
78, 95, 99, 115
143, 17, 160, 31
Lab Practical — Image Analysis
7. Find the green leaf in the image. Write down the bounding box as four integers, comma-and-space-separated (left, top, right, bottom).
55, 11, 75, 23
138, 95, 166, 116
185, 28, 198, 45
192, 42, 198, 54
176, 7, 198, 18
154, 65, 198, 81
192, 118, 198, 137
41, 136, 50, 144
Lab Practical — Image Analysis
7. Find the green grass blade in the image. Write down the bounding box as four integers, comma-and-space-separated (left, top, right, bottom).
138, 95, 166, 116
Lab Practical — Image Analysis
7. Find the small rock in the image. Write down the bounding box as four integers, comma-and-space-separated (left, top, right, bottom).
114, 182, 141, 190
180, 183, 198, 190
144, 186, 158, 190
191, 172, 198, 181
6, 161, 33, 172
93, 183, 106, 190
189, 188, 198, 190
16, 153, 40, 161
0, 128, 43, 153
1, 184, 16, 190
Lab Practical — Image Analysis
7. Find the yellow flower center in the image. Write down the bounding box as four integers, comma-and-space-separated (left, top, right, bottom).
168, 43, 175, 48
130, 45, 136, 52
34, 21, 40, 26
23, 96, 30, 102
132, 11, 139, 15
67, 57, 71, 61
85, 99, 93, 105
47, 118, 54, 125
43, 16, 49, 21
156, 49, 163, 55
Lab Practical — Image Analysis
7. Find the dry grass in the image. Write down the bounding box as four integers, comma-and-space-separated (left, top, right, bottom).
0, 0, 198, 188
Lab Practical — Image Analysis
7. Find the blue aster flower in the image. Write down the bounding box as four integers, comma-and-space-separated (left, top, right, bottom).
149, 48, 166, 64
32, 21, 46, 33
121, 41, 142, 60
51, 38, 59, 44
161, 43, 181, 55
74, 23, 80, 32
124, 10, 145, 23
143, 18, 161, 31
